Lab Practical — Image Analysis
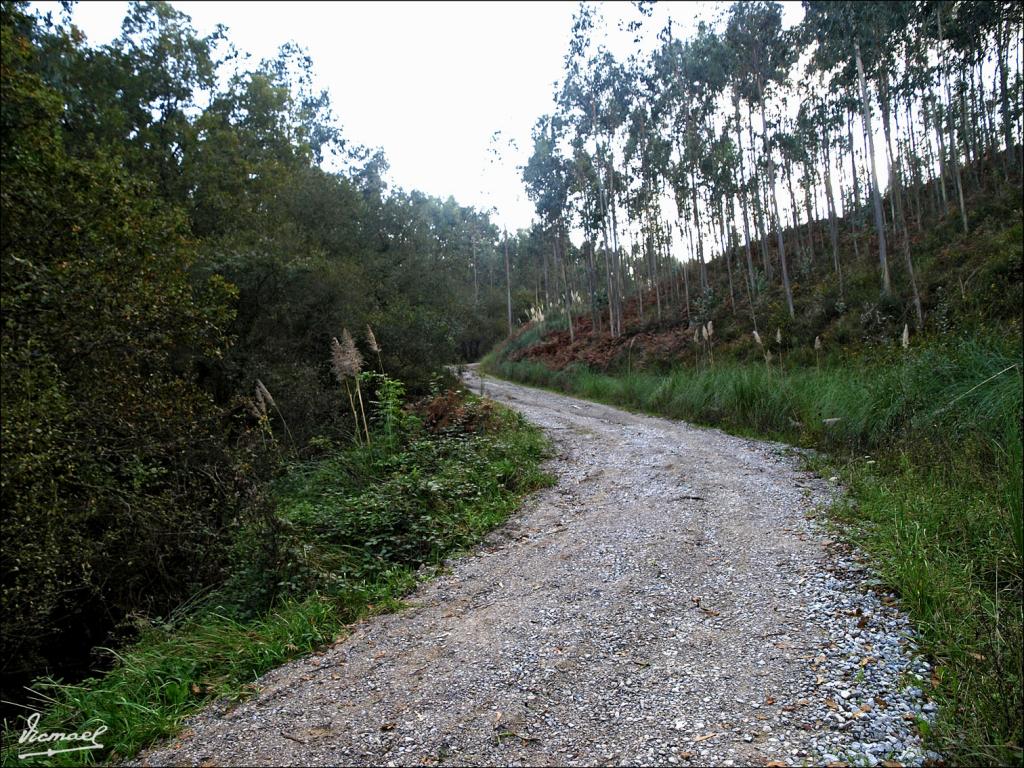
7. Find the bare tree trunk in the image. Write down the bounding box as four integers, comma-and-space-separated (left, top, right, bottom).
903, 98, 924, 232
585, 234, 600, 333
651, 215, 662, 321
689, 168, 708, 291
758, 91, 795, 318
937, 9, 969, 233
471, 234, 479, 306
679, 219, 692, 323
719, 205, 736, 314
504, 229, 513, 335
922, 98, 943, 218
846, 104, 862, 210
996, 12, 1014, 179
597, 147, 618, 337
601, 216, 616, 337
733, 98, 758, 297
784, 156, 806, 267
556, 224, 574, 343
854, 39, 892, 294
748, 109, 772, 283
734, 160, 758, 299
927, 95, 949, 205
823, 139, 844, 298
608, 153, 625, 334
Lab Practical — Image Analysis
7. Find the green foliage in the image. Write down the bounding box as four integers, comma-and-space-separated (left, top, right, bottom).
1, 0, 527, 705
2, 2, 244, 690
1, 393, 551, 766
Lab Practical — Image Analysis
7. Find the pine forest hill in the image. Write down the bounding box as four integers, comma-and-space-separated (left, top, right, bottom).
1, 0, 1022, 766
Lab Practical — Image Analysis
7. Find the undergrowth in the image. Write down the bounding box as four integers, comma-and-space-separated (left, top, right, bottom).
1, 389, 551, 766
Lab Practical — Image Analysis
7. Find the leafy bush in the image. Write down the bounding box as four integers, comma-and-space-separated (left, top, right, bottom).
1, 390, 550, 766
1, 15, 245, 690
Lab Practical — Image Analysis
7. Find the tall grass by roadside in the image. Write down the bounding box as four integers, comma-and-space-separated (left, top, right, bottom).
484, 336, 1023, 765
1, 394, 551, 766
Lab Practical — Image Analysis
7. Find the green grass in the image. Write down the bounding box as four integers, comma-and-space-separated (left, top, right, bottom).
1, 396, 551, 766
484, 336, 1022, 765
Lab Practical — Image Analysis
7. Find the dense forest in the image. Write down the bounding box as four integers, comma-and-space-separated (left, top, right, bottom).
493, 1, 1022, 348
1, 0, 543, 718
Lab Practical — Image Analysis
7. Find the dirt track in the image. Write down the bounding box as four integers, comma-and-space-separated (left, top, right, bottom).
137, 368, 933, 767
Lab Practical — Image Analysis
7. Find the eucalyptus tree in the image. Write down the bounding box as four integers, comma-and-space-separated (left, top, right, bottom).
557, 29, 633, 336
932, 1, 970, 233
624, 52, 674, 322
652, 22, 726, 297
568, 138, 606, 331
804, 1, 894, 294
704, 131, 741, 314
804, 91, 845, 295
523, 114, 576, 340
726, 1, 797, 317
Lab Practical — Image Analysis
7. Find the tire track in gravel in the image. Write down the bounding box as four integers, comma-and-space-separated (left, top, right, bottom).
136, 367, 936, 767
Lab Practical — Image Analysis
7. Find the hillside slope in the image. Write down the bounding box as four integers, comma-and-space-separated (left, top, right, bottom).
497, 169, 1021, 374
482, 173, 1023, 765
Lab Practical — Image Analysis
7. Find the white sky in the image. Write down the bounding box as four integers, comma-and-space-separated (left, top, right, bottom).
41, 1, 805, 234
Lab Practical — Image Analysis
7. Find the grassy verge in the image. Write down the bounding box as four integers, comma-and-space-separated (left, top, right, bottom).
483, 337, 1022, 765
2, 393, 551, 766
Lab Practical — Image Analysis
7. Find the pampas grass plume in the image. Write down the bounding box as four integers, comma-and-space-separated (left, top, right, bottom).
367, 325, 381, 355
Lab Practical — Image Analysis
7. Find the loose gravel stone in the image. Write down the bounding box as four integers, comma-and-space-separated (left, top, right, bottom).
134, 369, 938, 767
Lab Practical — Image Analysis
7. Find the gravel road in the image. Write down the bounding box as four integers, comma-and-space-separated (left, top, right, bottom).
136, 368, 937, 767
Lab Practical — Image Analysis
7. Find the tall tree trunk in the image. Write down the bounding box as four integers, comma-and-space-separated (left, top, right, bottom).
846, 104, 862, 210
733, 98, 758, 297
597, 147, 618, 337
937, 8, 969, 233
608, 153, 625, 334
893, 150, 924, 329
556, 224, 574, 343
854, 39, 892, 294
904, 98, 924, 232
784, 156, 805, 268
802, 163, 817, 260
747, 109, 772, 283
650, 213, 662, 321
922, 99, 943, 218
541, 231, 550, 312
735, 219, 759, 333
471, 234, 479, 306
758, 90, 795, 318
996, 12, 1014, 179
719, 205, 736, 314
733, 157, 758, 299
879, 78, 924, 329
601, 214, 616, 337
679, 218, 692, 323
689, 167, 708, 291
879, 71, 902, 227
822, 139, 844, 298
585, 234, 600, 333
503, 229, 513, 335
927, 95, 949, 205
663, 219, 680, 310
